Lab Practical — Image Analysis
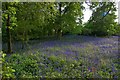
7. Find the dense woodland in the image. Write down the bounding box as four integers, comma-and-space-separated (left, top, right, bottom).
1, 2, 120, 79
2, 2, 120, 53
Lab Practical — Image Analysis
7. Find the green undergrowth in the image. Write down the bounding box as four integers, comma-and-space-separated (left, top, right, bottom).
1, 51, 120, 79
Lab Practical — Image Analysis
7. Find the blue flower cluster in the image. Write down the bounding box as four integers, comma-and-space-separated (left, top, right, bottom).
13, 35, 119, 78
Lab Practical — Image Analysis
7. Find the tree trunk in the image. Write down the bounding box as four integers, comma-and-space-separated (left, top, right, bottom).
57, 2, 62, 39
6, 14, 12, 54
21, 31, 28, 49
57, 28, 62, 39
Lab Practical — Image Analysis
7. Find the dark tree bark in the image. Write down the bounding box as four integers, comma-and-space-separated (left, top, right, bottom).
5, 3, 12, 54
6, 14, 12, 54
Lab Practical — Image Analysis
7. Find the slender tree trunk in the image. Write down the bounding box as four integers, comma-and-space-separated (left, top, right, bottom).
21, 31, 28, 49
57, 2, 62, 39
6, 14, 12, 54
57, 28, 62, 39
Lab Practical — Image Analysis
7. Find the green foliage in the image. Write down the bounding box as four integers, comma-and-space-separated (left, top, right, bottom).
2, 2, 18, 30
113, 58, 120, 78
86, 2, 118, 36
2, 2, 18, 42
3, 53, 39, 78
82, 28, 92, 36
60, 2, 84, 34
2, 2, 119, 46
1, 51, 15, 78
2, 2, 119, 79
115, 24, 120, 35
2, 51, 119, 78
38, 55, 83, 78
2, 2, 84, 43
1, 25, 7, 42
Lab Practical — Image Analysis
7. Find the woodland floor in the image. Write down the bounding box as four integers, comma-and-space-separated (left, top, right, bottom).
3, 35, 120, 78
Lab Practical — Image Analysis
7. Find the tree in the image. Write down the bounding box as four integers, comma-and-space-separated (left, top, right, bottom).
2, 2, 84, 52
2, 2, 17, 53
12, 2, 58, 48
53, 2, 84, 38
85, 2, 117, 36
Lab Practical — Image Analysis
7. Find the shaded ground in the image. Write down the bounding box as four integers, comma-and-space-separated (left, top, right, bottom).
3, 35, 120, 78
4, 35, 119, 60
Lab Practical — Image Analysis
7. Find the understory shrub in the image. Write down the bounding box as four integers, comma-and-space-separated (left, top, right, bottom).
2, 51, 119, 79
3, 53, 39, 78
2, 51, 15, 79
